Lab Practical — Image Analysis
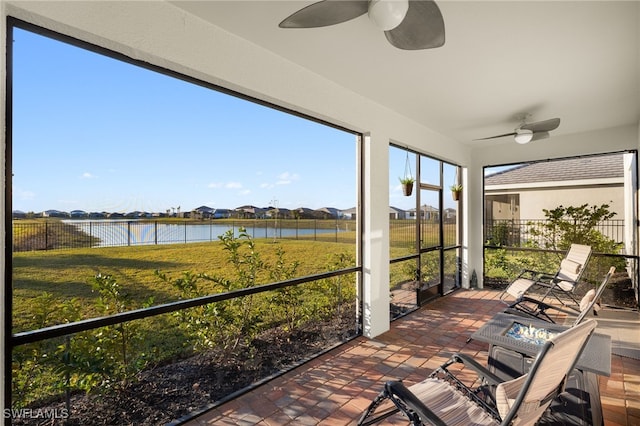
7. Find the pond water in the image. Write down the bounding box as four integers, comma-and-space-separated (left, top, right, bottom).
64, 220, 340, 247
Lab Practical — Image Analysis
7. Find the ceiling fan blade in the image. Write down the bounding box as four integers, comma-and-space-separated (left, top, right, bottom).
530, 131, 550, 142
384, 0, 445, 50
473, 132, 517, 141
279, 0, 368, 28
521, 118, 561, 133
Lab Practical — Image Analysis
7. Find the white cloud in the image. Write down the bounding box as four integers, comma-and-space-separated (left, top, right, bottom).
276, 171, 299, 185
226, 182, 243, 189
81, 172, 96, 179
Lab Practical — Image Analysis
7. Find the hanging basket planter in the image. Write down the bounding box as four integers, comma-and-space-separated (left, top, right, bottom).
401, 179, 414, 196
400, 151, 415, 197
450, 184, 462, 201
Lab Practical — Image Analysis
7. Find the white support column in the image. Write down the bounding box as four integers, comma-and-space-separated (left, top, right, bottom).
464, 160, 484, 289
362, 133, 390, 338
627, 151, 639, 300
623, 153, 637, 258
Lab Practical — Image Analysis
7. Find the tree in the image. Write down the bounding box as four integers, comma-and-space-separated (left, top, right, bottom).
530, 203, 620, 253
528, 203, 625, 280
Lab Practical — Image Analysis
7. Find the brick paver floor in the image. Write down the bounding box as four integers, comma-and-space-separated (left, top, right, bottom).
183, 289, 640, 426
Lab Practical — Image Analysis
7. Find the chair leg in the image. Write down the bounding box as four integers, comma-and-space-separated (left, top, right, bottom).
357, 388, 400, 425
540, 285, 581, 312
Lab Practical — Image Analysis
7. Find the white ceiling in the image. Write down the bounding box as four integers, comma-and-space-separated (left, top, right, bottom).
171, 1, 639, 145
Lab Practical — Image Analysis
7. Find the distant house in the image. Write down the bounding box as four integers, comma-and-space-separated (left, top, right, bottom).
235, 205, 266, 219
408, 205, 439, 221
265, 207, 291, 219
193, 206, 233, 219
485, 153, 626, 222
389, 206, 407, 220
70, 210, 88, 218
315, 207, 341, 219
43, 209, 69, 218
125, 211, 147, 219
444, 208, 457, 223
213, 209, 232, 219
294, 207, 316, 219
341, 207, 357, 220
193, 206, 215, 219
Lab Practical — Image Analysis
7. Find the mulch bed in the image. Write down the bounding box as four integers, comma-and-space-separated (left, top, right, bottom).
15, 313, 356, 426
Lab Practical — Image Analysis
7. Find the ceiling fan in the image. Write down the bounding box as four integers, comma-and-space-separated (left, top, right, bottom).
475, 117, 561, 144
278, 0, 445, 51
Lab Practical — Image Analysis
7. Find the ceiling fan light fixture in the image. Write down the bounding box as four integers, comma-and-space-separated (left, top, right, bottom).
368, 0, 409, 31
514, 129, 534, 144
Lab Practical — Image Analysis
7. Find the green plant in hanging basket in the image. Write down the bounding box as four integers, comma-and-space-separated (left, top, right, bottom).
400, 177, 415, 185
400, 177, 415, 196
450, 183, 463, 201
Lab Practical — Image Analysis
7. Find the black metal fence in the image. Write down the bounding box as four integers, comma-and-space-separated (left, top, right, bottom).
484, 219, 625, 248
13, 218, 625, 254
12, 219, 357, 252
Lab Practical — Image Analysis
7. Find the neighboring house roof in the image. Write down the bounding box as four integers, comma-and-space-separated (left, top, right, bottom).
485, 153, 624, 185
235, 205, 265, 215
408, 204, 439, 213
315, 207, 340, 216
194, 205, 214, 213
295, 207, 315, 214
266, 207, 291, 216
389, 206, 405, 214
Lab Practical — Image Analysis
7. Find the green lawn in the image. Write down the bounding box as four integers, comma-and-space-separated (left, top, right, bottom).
12, 239, 356, 332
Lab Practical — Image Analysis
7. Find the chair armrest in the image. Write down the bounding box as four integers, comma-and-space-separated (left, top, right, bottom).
517, 296, 577, 315
517, 269, 558, 287
527, 273, 560, 289
511, 296, 558, 315
384, 381, 448, 426
517, 269, 543, 279
449, 354, 504, 386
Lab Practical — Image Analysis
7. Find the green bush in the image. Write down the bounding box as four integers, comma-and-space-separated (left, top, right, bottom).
486, 203, 626, 285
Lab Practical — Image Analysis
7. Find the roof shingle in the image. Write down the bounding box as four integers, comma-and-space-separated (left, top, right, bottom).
485, 153, 624, 185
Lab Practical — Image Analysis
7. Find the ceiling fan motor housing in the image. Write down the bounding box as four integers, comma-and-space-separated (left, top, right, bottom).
514, 128, 534, 144
368, 0, 409, 31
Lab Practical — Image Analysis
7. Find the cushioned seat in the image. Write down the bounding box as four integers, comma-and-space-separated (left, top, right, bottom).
500, 244, 592, 312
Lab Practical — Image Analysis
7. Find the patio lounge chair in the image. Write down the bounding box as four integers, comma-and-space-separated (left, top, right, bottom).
500, 244, 592, 312
504, 266, 615, 325
357, 319, 598, 426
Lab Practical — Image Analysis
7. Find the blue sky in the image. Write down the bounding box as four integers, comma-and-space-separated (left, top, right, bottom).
11, 27, 466, 215
11, 27, 359, 214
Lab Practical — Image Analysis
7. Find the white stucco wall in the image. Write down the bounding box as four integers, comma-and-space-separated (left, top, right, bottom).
518, 186, 625, 221
487, 184, 625, 222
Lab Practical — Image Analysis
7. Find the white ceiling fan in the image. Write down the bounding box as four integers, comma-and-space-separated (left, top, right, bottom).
475, 116, 561, 144
279, 0, 445, 50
